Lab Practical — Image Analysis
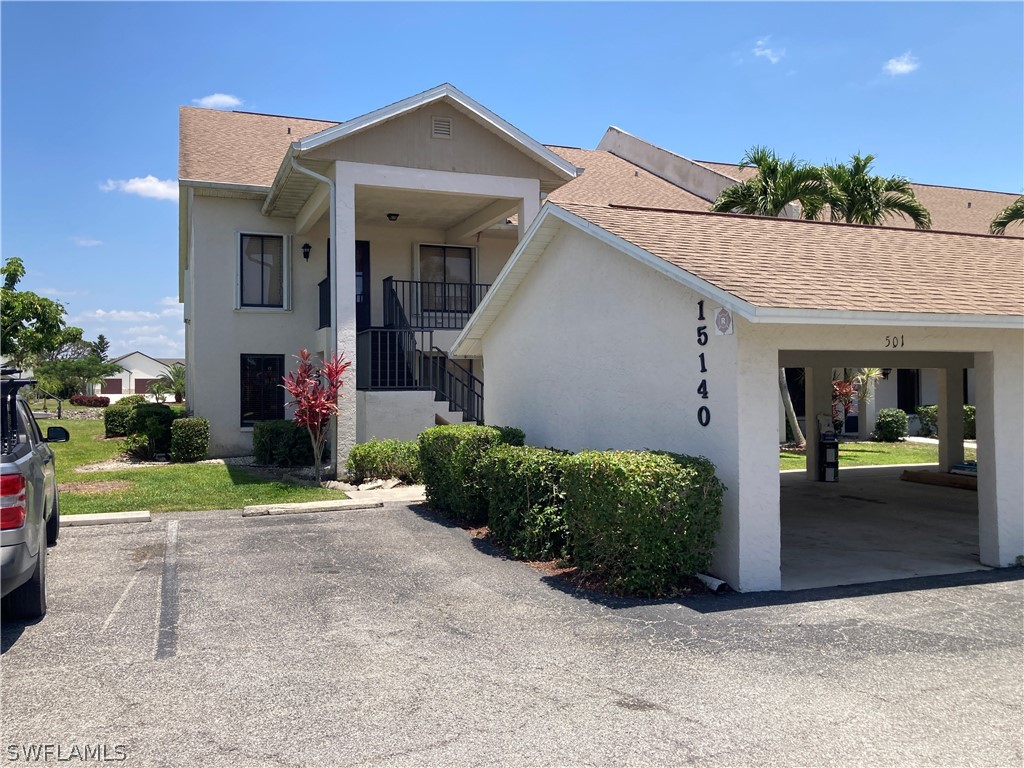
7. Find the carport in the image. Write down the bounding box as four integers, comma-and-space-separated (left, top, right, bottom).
777, 350, 992, 591
780, 466, 982, 590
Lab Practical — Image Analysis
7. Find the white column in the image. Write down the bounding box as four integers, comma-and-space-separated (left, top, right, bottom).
938, 367, 965, 471
858, 379, 877, 441
334, 169, 358, 473
805, 365, 834, 479
713, 334, 781, 592
975, 348, 1024, 567
517, 187, 541, 240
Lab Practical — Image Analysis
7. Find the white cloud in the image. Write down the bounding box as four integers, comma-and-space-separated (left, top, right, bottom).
193, 93, 243, 110
39, 287, 89, 298
161, 307, 184, 318
126, 325, 166, 335
100, 175, 178, 201
753, 37, 785, 64
159, 296, 180, 307
73, 309, 160, 322
884, 52, 920, 76
72, 236, 103, 247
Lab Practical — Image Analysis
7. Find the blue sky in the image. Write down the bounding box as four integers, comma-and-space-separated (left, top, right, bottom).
2, 2, 1021, 359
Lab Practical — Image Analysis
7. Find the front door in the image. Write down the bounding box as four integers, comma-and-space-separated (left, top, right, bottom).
356, 240, 370, 331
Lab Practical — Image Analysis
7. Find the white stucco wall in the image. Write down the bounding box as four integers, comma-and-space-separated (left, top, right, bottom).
479, 222, 1024, 590
356, 390, 439, 444
188, 196, 326, 456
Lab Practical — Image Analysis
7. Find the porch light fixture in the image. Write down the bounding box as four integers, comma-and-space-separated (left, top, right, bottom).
302, 243, 311, 261
387, 213, 399, 222
881, 368, 892, 380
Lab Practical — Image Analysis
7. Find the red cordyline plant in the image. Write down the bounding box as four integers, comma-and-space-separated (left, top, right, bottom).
281, 349, 352, 484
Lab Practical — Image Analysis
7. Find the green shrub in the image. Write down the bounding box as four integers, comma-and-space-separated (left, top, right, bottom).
418, 424, 521, 524
561, 450, 724, 597
171, 418, 209, 463
126, 403, 176, 455
914, 404, 975, 440
121, 433, 153, 460
252, 420, 321, 467
916, 405, 938, 437
346, 439, 421, 484
963, 405, 976, 440
481, 445, 570, 561
492, 425, 526, 447
875, 408, 909, 442
103, 395, 147, 437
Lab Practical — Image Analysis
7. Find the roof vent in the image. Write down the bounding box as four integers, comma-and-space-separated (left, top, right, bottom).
431, 115, 452, 139
967, 201, 972, 209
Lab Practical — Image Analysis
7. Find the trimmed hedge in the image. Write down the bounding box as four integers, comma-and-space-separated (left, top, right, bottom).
70, 394, 110, 407
481, 445, 570, 561
418, 424, 521, 524
875, 408, 909, 442
171, 418, 209, 463
127, 403, 176, 455
917, 404, 977, 440
252, 420, 321, 467
346, 439, 421, 484
103, 395, 148, 437
561, 451, 724, 597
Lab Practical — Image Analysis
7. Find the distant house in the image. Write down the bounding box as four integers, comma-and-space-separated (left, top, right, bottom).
99, 352, 182, 398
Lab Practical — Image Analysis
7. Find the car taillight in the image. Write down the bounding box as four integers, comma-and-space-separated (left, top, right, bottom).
1, 474, 27, 530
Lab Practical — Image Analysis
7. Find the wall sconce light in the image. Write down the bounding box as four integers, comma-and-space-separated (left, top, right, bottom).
302, 243, 311, 261
881, 368, 892, 380
387, 213, 399, 222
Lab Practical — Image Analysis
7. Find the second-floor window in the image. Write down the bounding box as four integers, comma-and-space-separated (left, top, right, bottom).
419, 244, 473, 313
240, 234, 285, 308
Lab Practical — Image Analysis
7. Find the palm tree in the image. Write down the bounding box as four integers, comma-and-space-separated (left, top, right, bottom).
712, 147, 829, 446
156, 363, 187, 403
820, 154, 931, 229
990, 195, 1024, 235
711, 146, 829, 220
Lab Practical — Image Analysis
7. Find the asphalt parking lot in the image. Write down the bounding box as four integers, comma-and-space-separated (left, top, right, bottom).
2, 503, 1022, 767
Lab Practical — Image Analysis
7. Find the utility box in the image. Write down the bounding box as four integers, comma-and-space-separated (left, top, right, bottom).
818, 433, 839, 482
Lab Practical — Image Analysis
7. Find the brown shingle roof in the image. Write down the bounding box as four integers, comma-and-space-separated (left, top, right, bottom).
546, 147, 710, 210
556, 202, 1024, 317
692, 161, 1017, 236
179, 107, 338, 187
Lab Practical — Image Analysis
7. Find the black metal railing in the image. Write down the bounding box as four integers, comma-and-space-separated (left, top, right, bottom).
383, 276, 490, 330
355, 329, 484, 424
317, 277, 331, 329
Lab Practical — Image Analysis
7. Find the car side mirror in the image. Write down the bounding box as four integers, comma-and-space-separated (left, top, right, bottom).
45, 426, 70, 443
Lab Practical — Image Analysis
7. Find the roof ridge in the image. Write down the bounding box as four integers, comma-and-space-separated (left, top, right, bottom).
556, 201, 1024, 241
180, 105, 341, 124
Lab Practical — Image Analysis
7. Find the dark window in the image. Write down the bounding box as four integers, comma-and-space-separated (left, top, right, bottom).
240, 234, 284, 307
420, 245, 472, 312
896, 369, 920, 413
240, 354, 285, 427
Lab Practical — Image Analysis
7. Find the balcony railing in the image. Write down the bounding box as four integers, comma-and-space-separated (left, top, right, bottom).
383, 277, 490, 330
355, 329, 483, 423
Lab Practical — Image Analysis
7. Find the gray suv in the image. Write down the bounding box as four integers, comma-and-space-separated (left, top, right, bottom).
1, 370, 69, 619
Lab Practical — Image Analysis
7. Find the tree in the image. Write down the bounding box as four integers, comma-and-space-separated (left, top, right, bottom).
281, 349, 352, 484
712, 147, 828, 447
92, 334, 111, 361
990, 195, 1024, 235
710, 146, 829, 220
34, 356, 122, 400
1, 257, 77, 366
156, 363, 187, 403
820, 154, 931, 229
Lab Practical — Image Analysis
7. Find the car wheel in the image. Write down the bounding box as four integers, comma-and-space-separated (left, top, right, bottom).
7, 529, 47, 620
46, 493, 60, 547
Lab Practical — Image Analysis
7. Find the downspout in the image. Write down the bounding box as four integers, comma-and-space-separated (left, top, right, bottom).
290, 154, 339, 478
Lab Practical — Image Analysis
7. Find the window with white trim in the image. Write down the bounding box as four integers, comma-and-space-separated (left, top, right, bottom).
239, 234, 286, 308
419, 244, 473, 313
240, 354, 285, 427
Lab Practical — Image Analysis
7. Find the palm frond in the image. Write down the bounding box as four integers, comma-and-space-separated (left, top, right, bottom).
990, 195, 1024, 235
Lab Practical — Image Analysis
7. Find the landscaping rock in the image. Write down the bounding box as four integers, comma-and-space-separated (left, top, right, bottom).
323, 481, 358, 492
381, 478, 403, 490
358, 480, 385, 491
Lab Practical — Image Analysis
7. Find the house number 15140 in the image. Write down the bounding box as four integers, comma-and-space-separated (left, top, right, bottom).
696, 300, 710, 427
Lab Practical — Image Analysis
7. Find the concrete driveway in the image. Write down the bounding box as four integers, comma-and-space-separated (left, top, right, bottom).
2, 503, 1021, 767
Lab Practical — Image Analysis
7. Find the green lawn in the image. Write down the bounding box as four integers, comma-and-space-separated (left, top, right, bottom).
780, 440, 978, 471
42, 418, 346, 515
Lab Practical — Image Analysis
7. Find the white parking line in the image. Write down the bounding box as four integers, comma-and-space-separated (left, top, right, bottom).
101, 565, 145, 632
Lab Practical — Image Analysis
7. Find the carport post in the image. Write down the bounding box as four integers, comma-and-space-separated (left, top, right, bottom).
857, 379, 877, 441
938, 368, 965, 472
804, 365, 834, 479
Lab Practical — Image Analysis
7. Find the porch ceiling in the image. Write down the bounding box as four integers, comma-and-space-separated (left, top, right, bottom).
354, 187, 515, 232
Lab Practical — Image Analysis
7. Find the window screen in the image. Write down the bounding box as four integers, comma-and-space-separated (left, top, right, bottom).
240, 354, 285, 427
241, 235, 284, 307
